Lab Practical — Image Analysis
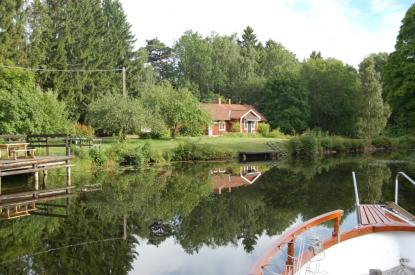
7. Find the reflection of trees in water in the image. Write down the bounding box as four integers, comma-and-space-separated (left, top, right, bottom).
0, 216, 60, 273
357, 164, 391, 204
0, 203, 136, 274
0, 155, 413, 270
175, 187, 298, 253
31, 205, 136, 275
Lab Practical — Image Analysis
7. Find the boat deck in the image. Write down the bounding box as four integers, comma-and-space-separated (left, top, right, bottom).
358, 203, 414, 226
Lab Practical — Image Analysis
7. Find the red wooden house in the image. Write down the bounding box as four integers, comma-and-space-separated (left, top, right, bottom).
200, 99, 267, 136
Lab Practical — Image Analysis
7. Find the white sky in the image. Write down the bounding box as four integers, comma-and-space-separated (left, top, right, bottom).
120, 0, 412, 66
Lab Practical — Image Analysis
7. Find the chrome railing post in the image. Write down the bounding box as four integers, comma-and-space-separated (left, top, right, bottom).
395, 172, 415, 205
352, 172, 360, 206
395, 173, 399, 204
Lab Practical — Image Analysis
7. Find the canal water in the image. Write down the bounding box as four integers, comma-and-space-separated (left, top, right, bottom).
0, 152, 414, 274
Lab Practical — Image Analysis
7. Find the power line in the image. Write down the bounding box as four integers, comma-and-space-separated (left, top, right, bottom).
0, 237, 125, 266
0, 64, 123, 72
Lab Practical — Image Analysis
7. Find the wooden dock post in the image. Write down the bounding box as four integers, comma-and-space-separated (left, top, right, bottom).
42, 170, 48, 189
65, 136, 72, 193
46, 137, 49, 156
34, 164, 39, 196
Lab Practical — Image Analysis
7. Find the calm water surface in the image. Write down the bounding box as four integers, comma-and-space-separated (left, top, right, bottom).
0, 153, 414, 275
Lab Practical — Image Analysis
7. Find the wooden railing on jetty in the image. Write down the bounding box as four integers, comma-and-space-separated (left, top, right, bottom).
26, 134, 101, 155
0, 134, 101, 156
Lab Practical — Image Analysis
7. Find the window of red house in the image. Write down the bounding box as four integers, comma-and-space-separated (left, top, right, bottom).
219, 121, 226, 131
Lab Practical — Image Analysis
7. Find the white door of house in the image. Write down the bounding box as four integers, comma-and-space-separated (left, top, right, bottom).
247, 121, 253, 133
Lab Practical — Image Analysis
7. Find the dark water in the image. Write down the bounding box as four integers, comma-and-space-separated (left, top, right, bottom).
0, 152, 414, 275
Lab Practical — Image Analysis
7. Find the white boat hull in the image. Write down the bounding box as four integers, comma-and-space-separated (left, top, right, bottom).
297, 231, 415, 275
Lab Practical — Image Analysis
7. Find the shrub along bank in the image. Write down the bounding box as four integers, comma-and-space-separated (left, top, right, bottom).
288, 132, 415, 158
77, 140, 236, 169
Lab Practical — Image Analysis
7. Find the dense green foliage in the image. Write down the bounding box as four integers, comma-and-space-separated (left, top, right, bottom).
288, 132, 366, 157
384, 4, 415, 134
86, 94, 157, 137
1, 1, 415, 138
172, 141, 234, 161
0, 1, 27, 65
259, 71, 309, 134
302, 57, 362, 136
0, 67, 71, 134
28, 0, 140, 119
357, 57, 390, 139
140, 83, 211, 138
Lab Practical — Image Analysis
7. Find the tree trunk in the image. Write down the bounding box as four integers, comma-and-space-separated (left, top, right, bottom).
171, 126, 177, 139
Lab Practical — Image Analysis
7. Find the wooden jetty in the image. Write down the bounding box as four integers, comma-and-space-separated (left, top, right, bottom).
0, 134, 74, 196
0, 189, 73, 220
0, 156, 73, 195
239, 142, 287, 162
239, 151, 276, 162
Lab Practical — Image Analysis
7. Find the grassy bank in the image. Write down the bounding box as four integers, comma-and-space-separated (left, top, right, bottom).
37, 136, 289, 169
100, 136, 288, 153
288, 133, 415, 158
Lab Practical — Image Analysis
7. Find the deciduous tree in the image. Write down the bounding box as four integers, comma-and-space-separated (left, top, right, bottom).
384, 3, 415, 133
0, 66, 71, 134
302, 57, 362, 136
356, 57, 390, 139
140, 83, 210, 138
259, 71, 309, 134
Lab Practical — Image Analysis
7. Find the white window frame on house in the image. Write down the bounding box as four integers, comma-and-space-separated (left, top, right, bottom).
219, 121, 226, 131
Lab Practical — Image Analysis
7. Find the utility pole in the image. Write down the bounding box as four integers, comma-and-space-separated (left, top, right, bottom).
122, 67, 127, 97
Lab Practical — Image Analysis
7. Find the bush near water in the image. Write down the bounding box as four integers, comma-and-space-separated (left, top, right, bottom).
288, 132, 415, 157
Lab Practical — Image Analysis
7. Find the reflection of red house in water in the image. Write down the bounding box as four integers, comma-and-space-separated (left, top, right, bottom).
200, 99, 267, 136
211, 166, 262, 194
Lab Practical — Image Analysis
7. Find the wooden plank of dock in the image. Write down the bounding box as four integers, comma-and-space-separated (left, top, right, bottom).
0, 156, 73, 195
0, 156, 71, 169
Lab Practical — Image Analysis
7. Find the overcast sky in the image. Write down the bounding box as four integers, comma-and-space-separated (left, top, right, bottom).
120, 0, 413, 66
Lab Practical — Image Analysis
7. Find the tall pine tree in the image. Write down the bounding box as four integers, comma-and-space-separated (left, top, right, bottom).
28, 0, 138, 120
0, 0, 28, 65
238, 26, 260, 79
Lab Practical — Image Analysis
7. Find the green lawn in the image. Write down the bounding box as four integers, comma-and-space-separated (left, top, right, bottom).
38, 136, 289, 159
101, 136, 289, 153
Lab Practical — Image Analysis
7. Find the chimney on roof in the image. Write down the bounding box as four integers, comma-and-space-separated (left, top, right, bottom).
228, 99, 231, 105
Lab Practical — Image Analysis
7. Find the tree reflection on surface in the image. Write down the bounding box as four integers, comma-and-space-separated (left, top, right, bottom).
0, 153, 414, 274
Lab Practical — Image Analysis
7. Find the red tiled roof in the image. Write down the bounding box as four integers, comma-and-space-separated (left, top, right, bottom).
200, 103, 266, 121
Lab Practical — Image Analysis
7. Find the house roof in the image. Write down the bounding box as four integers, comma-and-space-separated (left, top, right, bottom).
200, 103, 266, 121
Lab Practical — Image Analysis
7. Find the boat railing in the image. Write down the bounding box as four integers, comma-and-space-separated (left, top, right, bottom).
395, 172, 415, 205
352, 171, 360, 207
249, 210, 343, 275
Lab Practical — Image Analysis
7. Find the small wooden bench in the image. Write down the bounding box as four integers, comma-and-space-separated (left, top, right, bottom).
0, 149, 8, 159
9, 148, 36, 160
0, 143, 33, 160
